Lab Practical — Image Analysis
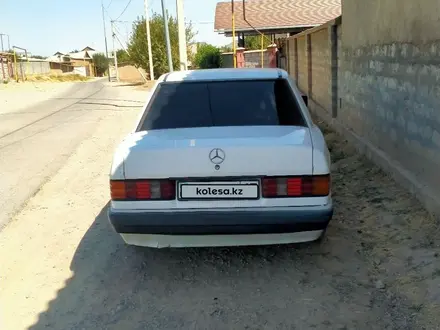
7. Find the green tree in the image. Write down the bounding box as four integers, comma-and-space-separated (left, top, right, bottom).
244, 35, 271, 50
92, 53, 109, 76
219, 45, 232, 53
128, 13, 195, 78
116, 49, 132, 65
193, 44, 222, 69
218, 35, 271, 52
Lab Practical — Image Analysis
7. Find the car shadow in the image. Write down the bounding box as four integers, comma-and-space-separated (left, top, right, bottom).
28, 195, 397, 330
28, 202, 347, 330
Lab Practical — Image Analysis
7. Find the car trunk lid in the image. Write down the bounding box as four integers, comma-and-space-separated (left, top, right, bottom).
122, 126, 313, 179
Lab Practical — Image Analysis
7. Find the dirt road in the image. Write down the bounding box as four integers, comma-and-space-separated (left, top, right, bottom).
0, 81, 79, 114
0, 79, 144, 228
0, 84, 439, 330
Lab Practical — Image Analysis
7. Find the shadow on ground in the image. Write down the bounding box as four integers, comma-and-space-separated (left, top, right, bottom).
113, 82, 145, 87
27, 195, 417, 330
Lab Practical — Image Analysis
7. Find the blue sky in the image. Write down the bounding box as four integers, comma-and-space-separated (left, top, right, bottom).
0, 0, 230, 56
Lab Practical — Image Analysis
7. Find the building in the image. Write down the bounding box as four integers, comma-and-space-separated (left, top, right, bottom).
215, 0, 341, 69
214, 0, 341, 42
47, 46, 100, 76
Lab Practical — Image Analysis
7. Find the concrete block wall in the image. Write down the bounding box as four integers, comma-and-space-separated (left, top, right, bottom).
286, 20, 339, 115
340, 40, 440, 205
339, 0, 440, 215
24, 61, 51, 75
310, 28, 332, 113
287, 39, 297, 79
284, 3, 440, 215
296, 36, 307, 93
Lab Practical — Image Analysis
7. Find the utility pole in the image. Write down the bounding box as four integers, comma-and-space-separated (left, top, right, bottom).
0, 33, 10, 52
176, 0, 187, 71
231, 0, 237, 68
144, 0, 155, 80
111, 21, 119, 82
112, 27, 148, 82
101, 0, 111, 81
161, 0, 173, 72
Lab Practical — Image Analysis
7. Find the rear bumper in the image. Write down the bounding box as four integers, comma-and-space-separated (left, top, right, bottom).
108, 203, 333, 236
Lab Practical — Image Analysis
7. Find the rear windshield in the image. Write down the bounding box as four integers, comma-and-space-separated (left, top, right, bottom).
137, 79, 306, 131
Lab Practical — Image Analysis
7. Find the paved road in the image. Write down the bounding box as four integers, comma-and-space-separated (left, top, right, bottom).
0, 80, 144, 228
0, 82, 439, 330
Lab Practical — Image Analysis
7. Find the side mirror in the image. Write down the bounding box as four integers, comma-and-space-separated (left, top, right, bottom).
302, 94, 308, 107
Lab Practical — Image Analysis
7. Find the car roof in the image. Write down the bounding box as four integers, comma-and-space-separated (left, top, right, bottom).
158, 68, 289, 83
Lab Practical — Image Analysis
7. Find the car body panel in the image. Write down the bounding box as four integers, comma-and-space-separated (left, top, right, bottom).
120, 231, 325, 248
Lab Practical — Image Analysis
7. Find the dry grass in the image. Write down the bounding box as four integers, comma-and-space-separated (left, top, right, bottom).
26, 74, 90, 82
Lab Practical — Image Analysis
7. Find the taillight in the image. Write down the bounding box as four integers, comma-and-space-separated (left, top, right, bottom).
262, 175, 330, 198
110, 179, 176, 201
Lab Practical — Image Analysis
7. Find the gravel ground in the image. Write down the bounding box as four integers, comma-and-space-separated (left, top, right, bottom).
0, 88, 439, 330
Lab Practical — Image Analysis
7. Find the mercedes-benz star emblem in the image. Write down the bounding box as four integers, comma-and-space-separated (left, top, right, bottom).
209, 148, 226, 165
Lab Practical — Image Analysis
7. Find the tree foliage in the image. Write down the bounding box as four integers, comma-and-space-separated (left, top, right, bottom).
116, 49, 132, 65
244, 35, 272, 50
128, 13, 195, 78
218, 35, 271, 53
193, 44, 221, 69
92, 53, 109, 76
219, 45, 233, 53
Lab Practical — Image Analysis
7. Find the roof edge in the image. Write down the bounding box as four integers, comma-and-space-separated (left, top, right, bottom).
287, 15, 342, 39
216, 24, 320, 33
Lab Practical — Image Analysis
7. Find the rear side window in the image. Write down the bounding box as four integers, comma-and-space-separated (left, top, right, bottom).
138, 79, 306, 131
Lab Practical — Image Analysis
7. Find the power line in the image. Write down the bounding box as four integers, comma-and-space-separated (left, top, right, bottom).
114, 0, 133, 20
106, 0, 114, 9
101, 0, 111, 81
